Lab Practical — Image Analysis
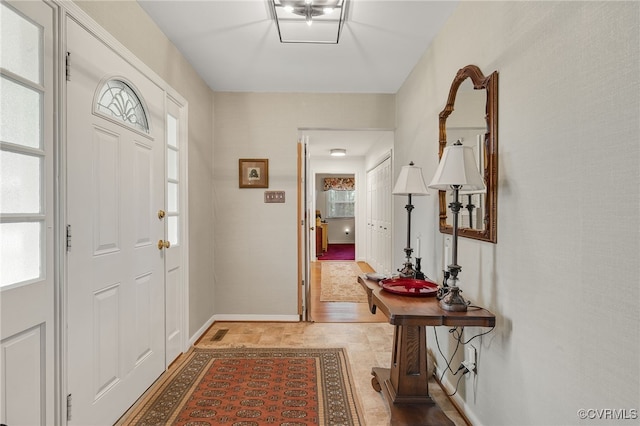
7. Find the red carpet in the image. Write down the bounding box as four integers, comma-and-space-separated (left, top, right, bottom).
319, 244, 355, 261
117, 347, 364, 425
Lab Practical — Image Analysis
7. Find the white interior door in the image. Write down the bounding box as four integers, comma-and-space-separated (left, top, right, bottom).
65, 18, 165, 425
0, 1, 55, 424
365, 156, 392, 274
379, 156, 392, 275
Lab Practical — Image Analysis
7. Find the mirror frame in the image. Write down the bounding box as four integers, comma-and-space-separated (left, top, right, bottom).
437, 65, 498, 243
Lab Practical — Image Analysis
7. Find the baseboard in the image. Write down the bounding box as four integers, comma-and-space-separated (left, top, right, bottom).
187, 313, 301, 347
188, 314, 216, 347
433, 367, 482, 426
213, 314, 300, 322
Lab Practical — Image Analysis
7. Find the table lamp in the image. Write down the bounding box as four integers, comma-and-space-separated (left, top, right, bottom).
428, 140, 486, 311
392, 162, 429, 278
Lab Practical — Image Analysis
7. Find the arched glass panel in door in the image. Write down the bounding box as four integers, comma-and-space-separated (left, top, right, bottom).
95, 78, 150, 133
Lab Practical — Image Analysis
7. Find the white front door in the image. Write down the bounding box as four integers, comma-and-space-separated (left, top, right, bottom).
0, 1, 56, 424
66, 18, 165, 425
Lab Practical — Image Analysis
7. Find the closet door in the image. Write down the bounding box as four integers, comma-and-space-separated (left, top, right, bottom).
365, 156, 392, 274
379, 157, 392, 275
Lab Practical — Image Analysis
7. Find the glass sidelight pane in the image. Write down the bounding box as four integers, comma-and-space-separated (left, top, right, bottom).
167, 216, 178, 246
0, 76, 42, 149
167, 149, 178, 181
0, 2, 42, 85
167, 114, 178, 148
0, 222, 41, 287
167, 182, 178, 213
0, 150, 41, 214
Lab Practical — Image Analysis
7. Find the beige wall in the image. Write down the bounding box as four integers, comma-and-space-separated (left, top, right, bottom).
213, 93, 394, 316
397, 2, 639, 424
75, 1, 215, 337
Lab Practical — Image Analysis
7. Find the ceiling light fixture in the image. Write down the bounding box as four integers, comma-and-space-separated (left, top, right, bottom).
330, 148, 346, 157
271, 0, 348, 44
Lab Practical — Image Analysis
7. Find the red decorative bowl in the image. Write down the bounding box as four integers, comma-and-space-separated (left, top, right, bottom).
380, 277, 439, 297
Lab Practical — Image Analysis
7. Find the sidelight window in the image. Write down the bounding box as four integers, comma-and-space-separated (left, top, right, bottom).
0, 2, 45, 288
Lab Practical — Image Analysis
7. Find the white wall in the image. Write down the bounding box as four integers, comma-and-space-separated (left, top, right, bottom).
396, 2, 639, 424
213, 93, 394, 316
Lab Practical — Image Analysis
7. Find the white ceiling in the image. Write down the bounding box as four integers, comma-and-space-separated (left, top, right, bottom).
137, 1, 457, 157
137, 0, 459, 94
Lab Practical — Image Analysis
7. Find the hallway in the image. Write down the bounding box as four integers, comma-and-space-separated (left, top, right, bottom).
309, 261, 387, 323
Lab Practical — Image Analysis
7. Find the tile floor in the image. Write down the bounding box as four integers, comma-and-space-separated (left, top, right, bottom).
196, 321, 468, 426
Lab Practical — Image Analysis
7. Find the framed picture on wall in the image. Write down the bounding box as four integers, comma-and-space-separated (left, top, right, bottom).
239, 158, 269, 188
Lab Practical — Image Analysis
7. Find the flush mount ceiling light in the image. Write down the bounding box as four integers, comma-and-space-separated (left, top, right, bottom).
330, 148, 347, 156
270, 0, 348, 44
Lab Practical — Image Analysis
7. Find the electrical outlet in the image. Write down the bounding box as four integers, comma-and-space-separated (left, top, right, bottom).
463, 346, 477, 375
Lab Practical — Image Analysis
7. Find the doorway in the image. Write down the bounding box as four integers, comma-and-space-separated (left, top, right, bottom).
301, 129, 393, 323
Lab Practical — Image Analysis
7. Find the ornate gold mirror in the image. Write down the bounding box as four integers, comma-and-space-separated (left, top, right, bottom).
437, 65, 498, 243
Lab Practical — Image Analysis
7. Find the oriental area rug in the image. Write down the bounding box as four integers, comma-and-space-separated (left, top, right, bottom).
117, 347, 363, 426
320, 262, 368, 303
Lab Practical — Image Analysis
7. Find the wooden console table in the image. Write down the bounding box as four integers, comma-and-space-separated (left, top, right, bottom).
358, 275, 495, 425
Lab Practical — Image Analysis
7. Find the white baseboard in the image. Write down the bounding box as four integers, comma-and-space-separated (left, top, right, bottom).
434, 366, 483, 426
188, 314, 216, 347
213, 314, 300, 322
187, 314, 301, 347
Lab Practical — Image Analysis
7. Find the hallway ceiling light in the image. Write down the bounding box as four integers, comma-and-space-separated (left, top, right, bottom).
271, 0, 348, 44
330, 148, 347, 156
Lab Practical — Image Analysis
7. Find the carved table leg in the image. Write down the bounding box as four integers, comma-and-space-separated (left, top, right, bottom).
388, 324, 433, 404
370, 325, 454, 426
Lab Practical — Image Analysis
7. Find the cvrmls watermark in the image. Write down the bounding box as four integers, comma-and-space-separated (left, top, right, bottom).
577, 409, 638, 420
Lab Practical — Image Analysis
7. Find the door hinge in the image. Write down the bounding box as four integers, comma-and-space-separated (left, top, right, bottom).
66, 224, 72, 250
67, 393, 72, 421
65, 52, 71, 81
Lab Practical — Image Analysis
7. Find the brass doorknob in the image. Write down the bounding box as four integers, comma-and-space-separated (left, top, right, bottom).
158, 210, 166, 219
157, 239, 171, 250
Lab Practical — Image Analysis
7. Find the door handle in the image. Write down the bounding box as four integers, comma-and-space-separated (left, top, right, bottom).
158, 209, 166, 219
310, 226, 315, 231
157, 239, 170, 250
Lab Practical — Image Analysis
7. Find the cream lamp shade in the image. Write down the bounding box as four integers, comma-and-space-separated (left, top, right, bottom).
428, 143, 486, 192
392, 162, 430, 195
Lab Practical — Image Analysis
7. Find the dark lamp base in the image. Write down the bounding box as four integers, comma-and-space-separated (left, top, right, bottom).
439, 286, 468, 312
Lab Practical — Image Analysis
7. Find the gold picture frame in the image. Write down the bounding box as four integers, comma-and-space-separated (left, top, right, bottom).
239, 158, 269, 188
